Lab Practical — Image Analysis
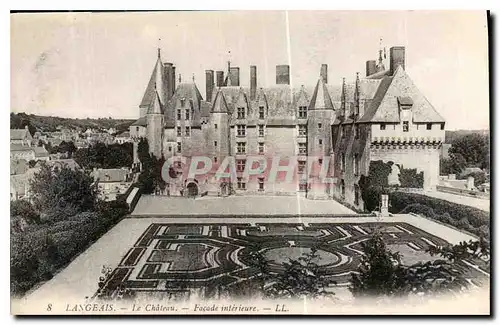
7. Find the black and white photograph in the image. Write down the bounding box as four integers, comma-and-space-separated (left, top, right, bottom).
9, 10, 490, 315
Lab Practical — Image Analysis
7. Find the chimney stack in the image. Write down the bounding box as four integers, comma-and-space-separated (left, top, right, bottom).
366, 60, 377, 77
163, 63, 175, 100
250, 66, 257, 100
389, 46, 405, 75
276, 65, 290, 85
172, 65, 176, 93
205, 70, 214, 102
229, 67, 240, 86
216, 71, 224, 87
320, 64, 328, 84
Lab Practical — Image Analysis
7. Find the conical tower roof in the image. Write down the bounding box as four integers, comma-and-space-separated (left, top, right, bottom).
212, 89, 229, 113
147, 90, 164, 114
140, 49, 166, 108
309, 78, 334, 110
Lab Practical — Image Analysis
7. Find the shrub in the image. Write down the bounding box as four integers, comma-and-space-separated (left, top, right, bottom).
398, 168, 424, 188
390, 192, 490, 240
11, 200, 40, 224
358, 161, 393, 212
10, 201, 128, 297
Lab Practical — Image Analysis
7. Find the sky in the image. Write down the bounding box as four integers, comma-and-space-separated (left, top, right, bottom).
10, 11, 489, 130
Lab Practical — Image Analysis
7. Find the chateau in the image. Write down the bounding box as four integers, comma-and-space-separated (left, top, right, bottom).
130, 46, 446, 210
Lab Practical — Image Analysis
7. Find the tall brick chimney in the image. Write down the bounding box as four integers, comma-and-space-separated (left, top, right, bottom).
205, 70, 214, 102
172, 65, 176, 93
229, 67, 240, 86
276, 65, 290, 85
320, 64, 328, 84
216, 71, 224, 87
163, 63, 175, 100
250, 65, 257, 100
389, 46, 405, 75
366, 60, 377, 77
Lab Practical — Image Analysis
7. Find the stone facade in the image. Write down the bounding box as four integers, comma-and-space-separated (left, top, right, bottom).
130, 46, 446, 209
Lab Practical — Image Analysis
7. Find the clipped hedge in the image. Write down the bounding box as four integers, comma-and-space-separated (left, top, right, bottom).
11, 200, 129, 297
390, 192, 490, 240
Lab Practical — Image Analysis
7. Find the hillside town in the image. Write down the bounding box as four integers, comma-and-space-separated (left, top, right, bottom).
10, 11, 490, 316
10, 122, 135, 202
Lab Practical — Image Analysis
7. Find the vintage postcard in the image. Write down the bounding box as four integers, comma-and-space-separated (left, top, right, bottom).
10, 10, 490, 315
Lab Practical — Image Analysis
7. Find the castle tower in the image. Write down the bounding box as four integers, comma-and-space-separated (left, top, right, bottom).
211, 89, 230, 161
307, 71, 335, 199
146, 91, 164, 158
146, 50, 165, 158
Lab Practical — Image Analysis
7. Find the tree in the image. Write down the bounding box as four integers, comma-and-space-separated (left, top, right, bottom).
448, 134, 489, 170
440, 154, 466, 175
73, 142, 133, 169
136, 139, 166, 194
358, 161, 393, 212
10, 112, 36, 136
240, 245, 336, 300
350, 232, 406, 297
29, 163, 98, 221
350, 232, 490, 298
57, 141, 77, 157
11, 200, 40, 224
459, 171, 488, 188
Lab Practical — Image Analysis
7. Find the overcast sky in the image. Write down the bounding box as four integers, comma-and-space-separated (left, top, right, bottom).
11, 11, 489, 130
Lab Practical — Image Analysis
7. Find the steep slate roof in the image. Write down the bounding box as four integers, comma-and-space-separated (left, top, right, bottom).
147, 91, 164, 115
10, 144, 34, 152
131, 116, 147, 127
366, 69, 391, 80
140, 55, 163, 108
34, 146, 49, 158
358, 66, 445, 123
161, 82, 205, 128
137, 53, 445, 128
309, 79, 335, 110
10, 129, 32, 141
212, 90, 229, 113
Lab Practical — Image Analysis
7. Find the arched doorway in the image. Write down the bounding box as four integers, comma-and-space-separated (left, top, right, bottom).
186, 182, 199, 197
220, 182, 228, 197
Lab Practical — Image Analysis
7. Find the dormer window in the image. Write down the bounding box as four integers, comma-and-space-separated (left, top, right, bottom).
298, 106, 307, 119
237, 107, 245, 119
398, 96, 413, 110
403, 121, 409, 132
